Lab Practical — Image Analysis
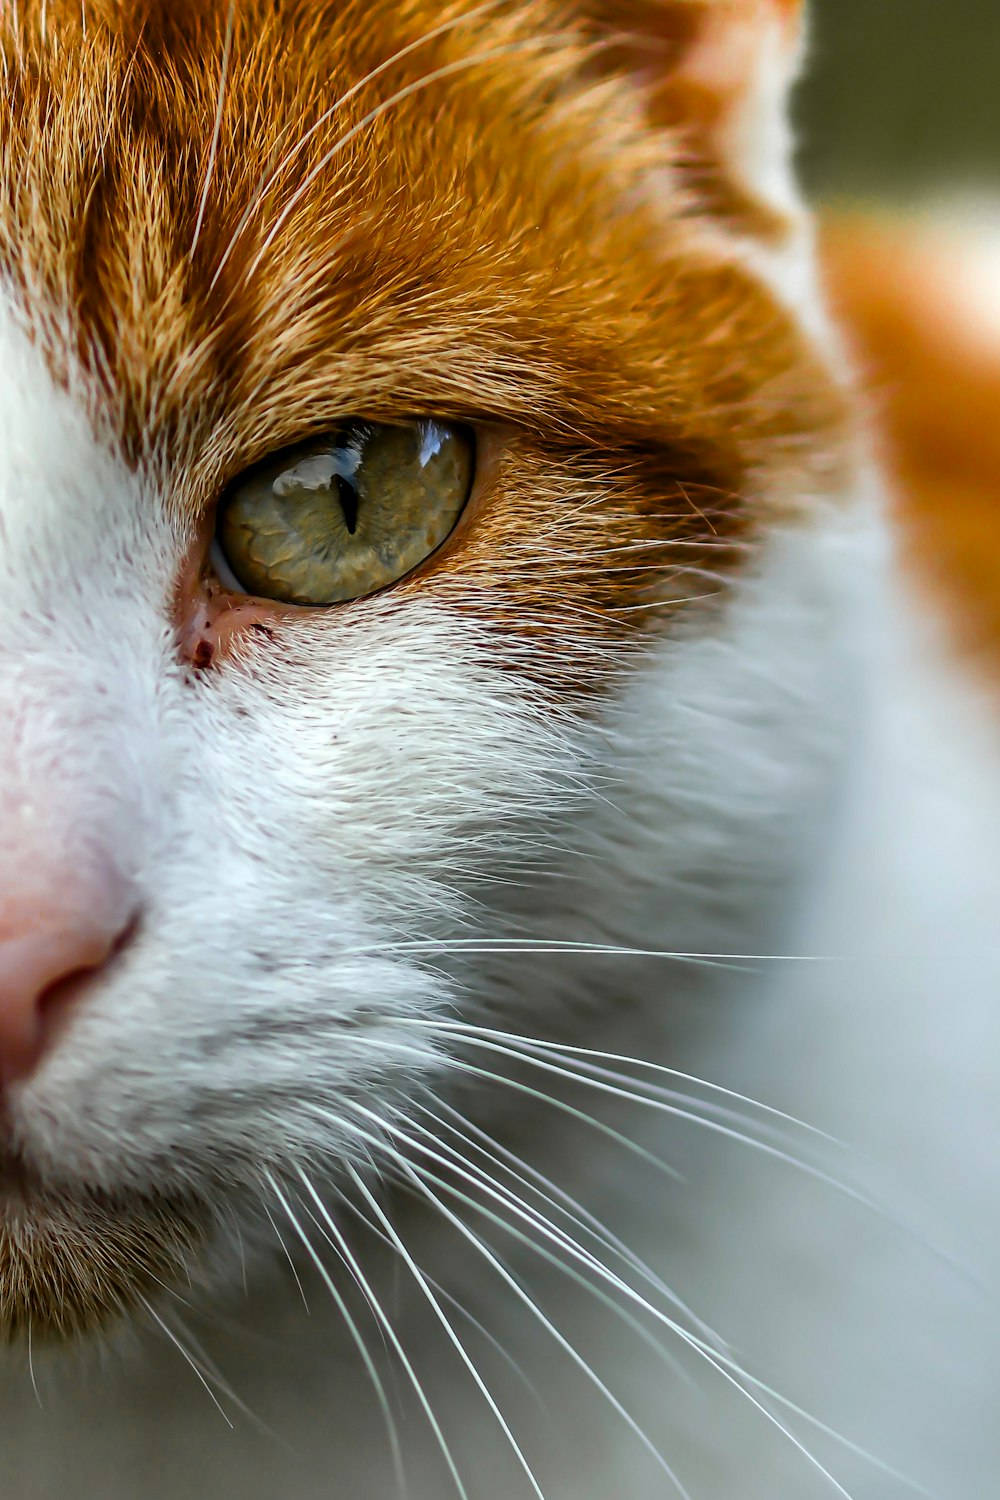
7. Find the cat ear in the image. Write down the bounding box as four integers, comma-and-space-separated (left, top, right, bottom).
578, 1, 807, 239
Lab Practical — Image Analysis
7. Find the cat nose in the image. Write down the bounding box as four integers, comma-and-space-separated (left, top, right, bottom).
0, 912, 136, 1085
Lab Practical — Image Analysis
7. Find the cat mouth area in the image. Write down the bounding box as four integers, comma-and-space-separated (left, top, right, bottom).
0, 1155, 206, 1345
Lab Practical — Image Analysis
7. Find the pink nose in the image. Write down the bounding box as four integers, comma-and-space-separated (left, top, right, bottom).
0, 915, 134, 1084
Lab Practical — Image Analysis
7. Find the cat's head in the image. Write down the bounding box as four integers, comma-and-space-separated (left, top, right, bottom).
0, 0, 854, 1344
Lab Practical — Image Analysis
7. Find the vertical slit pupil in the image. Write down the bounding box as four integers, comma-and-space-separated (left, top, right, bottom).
336, 474, 360, 535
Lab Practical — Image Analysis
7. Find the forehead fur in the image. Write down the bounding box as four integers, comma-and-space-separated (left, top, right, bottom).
0, 0, 846, 659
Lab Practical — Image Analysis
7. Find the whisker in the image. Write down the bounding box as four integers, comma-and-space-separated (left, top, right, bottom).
477, 1176, 858, 1499
340, 1110, 707, 1482
409, 1102, 699, 1390
372, 938, 845, 965
676, 1333, 934, 1497
266, 1170, 407, 1497
410, 1027, 974, 1273
26, 1320, 42, 1408
208, 0, 506, 289
408, 1028, 867, 1201
339, 1108, 889, 1496
391, 1152, 695, 1500
416, 1143, 918, 1497
336, 1187, 547, 1408
286, 1172, 469, 1500
612, 591, 725, 615
241, 38, 560, 289
403, 1016, 836, 1145
416, 1096, 724, 1354
190, 0, 235, 258
320, 1045, 685, 1184
262, 1201, 311, 1312
157, 1311, 272, 1434
385, 1139, 856, 1500
295, 1179, 401, 1367
137, 1295, 234, 1427
372, 1105, 678, 1306
347, 1162, 550, 1500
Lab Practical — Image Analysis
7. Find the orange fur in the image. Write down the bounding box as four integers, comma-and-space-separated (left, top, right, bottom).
0, 0, 846, 691
823, 219, 1000, 670
579, 1, 802, 238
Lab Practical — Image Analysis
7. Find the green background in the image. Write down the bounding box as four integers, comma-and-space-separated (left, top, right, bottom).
797, 0, 1000, 198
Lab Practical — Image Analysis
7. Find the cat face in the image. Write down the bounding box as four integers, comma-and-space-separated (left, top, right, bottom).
0, 0, 851, 1342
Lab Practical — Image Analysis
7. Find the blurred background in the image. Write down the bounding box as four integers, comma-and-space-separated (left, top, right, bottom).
798, 0, 1000, 667
798, 0, 1000, 200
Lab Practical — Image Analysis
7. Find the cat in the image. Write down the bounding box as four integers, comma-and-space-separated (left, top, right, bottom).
0, 2, 999, 1497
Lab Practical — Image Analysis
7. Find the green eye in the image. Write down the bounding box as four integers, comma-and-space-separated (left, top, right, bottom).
215, 419, 475, 606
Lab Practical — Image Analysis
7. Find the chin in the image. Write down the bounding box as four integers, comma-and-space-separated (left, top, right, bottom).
0, 1152, 206, 1345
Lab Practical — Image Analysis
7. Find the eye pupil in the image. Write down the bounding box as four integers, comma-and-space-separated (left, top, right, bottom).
336, 474, 360, 536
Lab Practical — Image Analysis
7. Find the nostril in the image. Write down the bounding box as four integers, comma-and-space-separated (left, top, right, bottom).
36, 912, 140, 1015
0, 911, 141, 1087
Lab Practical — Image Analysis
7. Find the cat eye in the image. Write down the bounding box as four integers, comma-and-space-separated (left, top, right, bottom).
214, 419, 475, 606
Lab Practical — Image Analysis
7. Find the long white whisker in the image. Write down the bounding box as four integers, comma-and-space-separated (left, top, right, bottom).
262, 1202, 310, 1312
366, 938, 845, 963
294, 1181, 403, 1373
266, 1171, 407, 1496
341, 1109, 704, 1481
417, 1030, 969, 1271
336, 1187, 547, 1408
432, 1160, 923, 1497
347, 1163, 549, 1500
405, 1016, 836, 1145
416, 1098, 710, 1332
410, 1103, 699, 1389
208, 0, 505, 289
392, 1153, 695, 1500
190, 0, 235, 258
26, 1320, 41, 1408
417, 1097, 725, 1355
376, 1106, 678, 1310
393, 1147, 857, 1500
401, 944, 757, 975
158, 1311, 272, 1434
285, 1172, 469, 1500
339, 1109, 865, 1499
333, 1041, 684, 1183
360, 1027, 969, 1285
242, 39, 557, 289
677, 1334, 934, 1497
138, 1295, 234, 1427
411, 1029, 863, 1199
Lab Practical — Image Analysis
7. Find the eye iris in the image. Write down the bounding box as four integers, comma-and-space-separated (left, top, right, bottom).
216, 420, 474, 606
